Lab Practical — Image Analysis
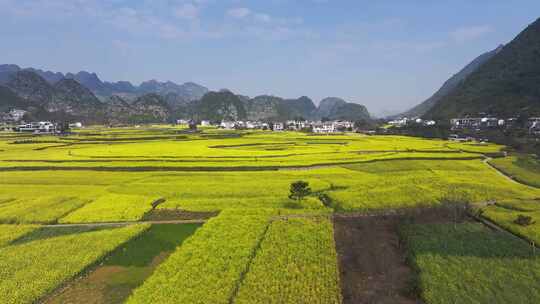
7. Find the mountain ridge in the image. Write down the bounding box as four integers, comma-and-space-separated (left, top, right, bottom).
424, 18, 540, 119
400, 45, 503, 118
0, 64, 209, 103
0, 67, 372, 124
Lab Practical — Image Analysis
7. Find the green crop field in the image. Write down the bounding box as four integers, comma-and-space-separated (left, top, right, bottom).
402, 223, 540, 304
0, 224, 148, 304
0, 224, 38, 247
1, 126, 540, 303
127, 209, 276, 303
234, 217, 342, 304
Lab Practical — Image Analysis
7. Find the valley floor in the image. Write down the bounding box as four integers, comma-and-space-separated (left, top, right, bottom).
1, 126, 539, 303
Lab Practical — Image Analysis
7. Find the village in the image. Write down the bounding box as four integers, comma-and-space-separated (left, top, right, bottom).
176, 119, 356, 133
2, 105, 540, 138
388, 115, 540, 136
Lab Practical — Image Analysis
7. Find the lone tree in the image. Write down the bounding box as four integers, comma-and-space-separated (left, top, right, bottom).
288, 181, 311, 203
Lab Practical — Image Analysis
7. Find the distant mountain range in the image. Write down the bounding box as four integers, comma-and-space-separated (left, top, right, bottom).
0, 66, 371, 124
403, 17, 540, 121
0, 64, 209, 105
196, 92, 371, 123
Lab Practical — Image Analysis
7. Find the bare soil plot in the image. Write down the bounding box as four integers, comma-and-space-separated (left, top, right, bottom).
334, 215, 421, 304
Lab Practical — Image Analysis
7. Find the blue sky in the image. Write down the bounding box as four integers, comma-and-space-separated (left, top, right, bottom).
1, 0, 539, 116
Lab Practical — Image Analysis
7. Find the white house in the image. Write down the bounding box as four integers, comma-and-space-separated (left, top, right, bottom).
69, 122, 83, 128
388, 117, 409, 127
313, 122, 335, 133
246, 121, 262, 129
273, 122, 284, 131
16, 121, 56, 133
220, 121, 236, 129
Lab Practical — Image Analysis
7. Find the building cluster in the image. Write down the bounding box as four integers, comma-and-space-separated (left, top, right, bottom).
0, 107, 84, 134
450, 116, 540, 135
387, 117, 436, 127
14, 121, 58, 133
176, 119, 358, 133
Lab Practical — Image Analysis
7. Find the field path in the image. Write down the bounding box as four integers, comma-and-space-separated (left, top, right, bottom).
42, 219, 206, 228
482, 157, 523, 186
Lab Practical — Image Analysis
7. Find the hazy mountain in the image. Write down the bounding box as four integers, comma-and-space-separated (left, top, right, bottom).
245, 95, 284, 121
401, 45, 503, 118
0, 64, 209, 102
0, 64, 23, 84
197, 91, 247, 122
239, 95, 316, 121
130, 93, 172, 123
312, 97, 370, 121
0, 67, 373, 124
137, 80, 209, 102
425, 18, 540, 119
0, 70, 157, 123
327, 103, 371, 121
284, 96, 317, 119
0, 64, 64, 84
50, 79, 104, 115
5, 70, 55, 106
0, 85, 33, 112
314, 97, 347, 119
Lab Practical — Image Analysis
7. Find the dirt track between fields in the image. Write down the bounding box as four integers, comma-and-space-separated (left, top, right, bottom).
482, 157, 524, 186
42, 219, 206, 228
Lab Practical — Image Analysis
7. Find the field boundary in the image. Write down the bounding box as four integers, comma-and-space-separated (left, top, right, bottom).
468, 211, 540, 250
227, 218, 273, 304
41, 219, 207, 228
485, 158, 540, 188
483, 158, 528, 186
0, 155, 484, 172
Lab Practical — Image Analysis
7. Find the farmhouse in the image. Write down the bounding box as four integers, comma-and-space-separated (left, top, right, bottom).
220, 121, 236, 130
273, 122, 284, 131
16, 121, 57, 133
450, 117, 502, 130
286, 120, 309, 131
312, 122, 335, 133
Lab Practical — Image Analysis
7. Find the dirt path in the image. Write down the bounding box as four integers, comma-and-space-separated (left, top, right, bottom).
483, 157, 523, 186
42, 219, 206, 228
333, 216, 421, 304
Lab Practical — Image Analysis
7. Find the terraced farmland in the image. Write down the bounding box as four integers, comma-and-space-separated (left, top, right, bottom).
1, 125, 540, 303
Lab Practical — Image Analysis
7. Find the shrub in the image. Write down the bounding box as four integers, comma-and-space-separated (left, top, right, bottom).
514, 214, 535, 226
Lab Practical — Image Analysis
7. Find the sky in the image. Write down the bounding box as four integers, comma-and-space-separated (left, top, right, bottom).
1, 1, 539, 117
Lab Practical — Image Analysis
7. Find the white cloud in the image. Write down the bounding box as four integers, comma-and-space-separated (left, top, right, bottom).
451, 25, 493, 43
227, 7, 251, 18
0, 1, 313, 42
